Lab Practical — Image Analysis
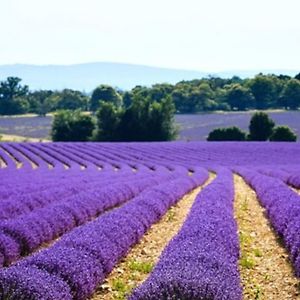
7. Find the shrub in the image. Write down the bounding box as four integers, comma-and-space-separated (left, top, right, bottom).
270, 126, 297, 142
207, 126, 247, 141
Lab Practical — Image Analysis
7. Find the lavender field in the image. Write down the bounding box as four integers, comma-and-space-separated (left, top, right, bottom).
0, 110, 299, 141
0, 115, 52, 140
0, 142, 299, 299
176, 110, 300, 140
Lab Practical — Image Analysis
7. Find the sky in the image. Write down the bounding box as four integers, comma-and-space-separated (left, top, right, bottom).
0, 0, 299, 72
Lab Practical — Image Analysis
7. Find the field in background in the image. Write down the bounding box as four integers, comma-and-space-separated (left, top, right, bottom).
0, 110, 299, 141
177, 110, 300, 140
0, 115, 52, 141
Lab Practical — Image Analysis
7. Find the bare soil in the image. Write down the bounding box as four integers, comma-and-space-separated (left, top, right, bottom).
234, 175, 300, 300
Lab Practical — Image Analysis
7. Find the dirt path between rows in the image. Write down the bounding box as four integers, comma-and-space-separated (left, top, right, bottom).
234, 174, 300, 300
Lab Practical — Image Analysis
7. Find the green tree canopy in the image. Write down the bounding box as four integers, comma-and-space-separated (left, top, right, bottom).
171, 81, 217, 113
1, 72, 299, 116
122, 91, 132, 108
270, 126, 297, 141
27, 90, 54, 115
94, 95, 176, 141
280, 79, 300, 110
224, 84, 254, 110
55, 89, 88, 111
248, 75, 280, 109
94, 102, 122, 141
0, 77, 29, 115
51, 110, 95, 141
207, 126, 247, 141
149, 83, 174, 102
248, 112, 275, 141
90, 85, 122, 112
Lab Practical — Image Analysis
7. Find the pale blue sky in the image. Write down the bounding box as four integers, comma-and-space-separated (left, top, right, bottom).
1, 0, 299, 71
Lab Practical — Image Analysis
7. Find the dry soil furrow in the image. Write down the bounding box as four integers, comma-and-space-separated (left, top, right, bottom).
234, 174, 300, 300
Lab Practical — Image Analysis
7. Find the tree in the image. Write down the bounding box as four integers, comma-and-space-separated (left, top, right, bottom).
150, 83, 173, 102
295, 73, 300, 81
248, 112, 275, 141
270, 126, 297, 141
172, 88, 191, 113
248, 75, 279, 109
94, 102, 122, 141
148, 96, 177, 141
277, 74, 291, 81
27, 90, 54, 115
0, 77, 29, 115
90, 85, 122, 112
94, 95, 177, 141
119, 95, 177, 141
195, 82, 215, 111
207, 127, 247, 141
280, 79, 300, 109
55, 89, 88, 111
224, 84, 254, 110
117, 96, 150, 141
123, 91, 132, 108
171, 81, 216, 113
51, 110, 95, 141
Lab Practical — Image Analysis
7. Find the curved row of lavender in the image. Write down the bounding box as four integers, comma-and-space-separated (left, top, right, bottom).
0, 168, 208, 299
235, 167, 300, 277
0, 142, 299, 300
0, 169, 189, 267
1, 142, 300, 171
253, 166, 300, 188
129, 169, 242, 300
285, 167, 300, 188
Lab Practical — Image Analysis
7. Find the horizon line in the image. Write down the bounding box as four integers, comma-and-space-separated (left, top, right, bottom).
0, 61, 299, 75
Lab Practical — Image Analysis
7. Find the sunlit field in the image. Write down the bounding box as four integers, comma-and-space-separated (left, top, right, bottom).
0, 142, 299, 299
0, 111, 299, 141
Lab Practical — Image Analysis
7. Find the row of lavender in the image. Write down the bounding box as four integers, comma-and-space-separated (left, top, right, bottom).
130, 169, 242, 300
1, 143, 300, 194
0, 142, 299, 300
0, 167, 208, 299
236, 167, 300, 277
254, 166, 300, 188
1, 160, 199, 266
0, 170, 174, 267
1, 142, 300, 170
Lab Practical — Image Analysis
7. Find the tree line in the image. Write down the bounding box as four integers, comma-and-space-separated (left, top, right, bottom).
207, 112, 297, 142
51, 97, 176, 142
1, 72, 300, 116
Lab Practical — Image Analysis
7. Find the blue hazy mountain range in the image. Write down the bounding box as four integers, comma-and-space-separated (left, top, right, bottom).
0, 62, 298, 91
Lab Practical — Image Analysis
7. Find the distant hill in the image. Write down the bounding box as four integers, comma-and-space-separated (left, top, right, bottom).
0, 62, 298, 91
0, 62, 208, 91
